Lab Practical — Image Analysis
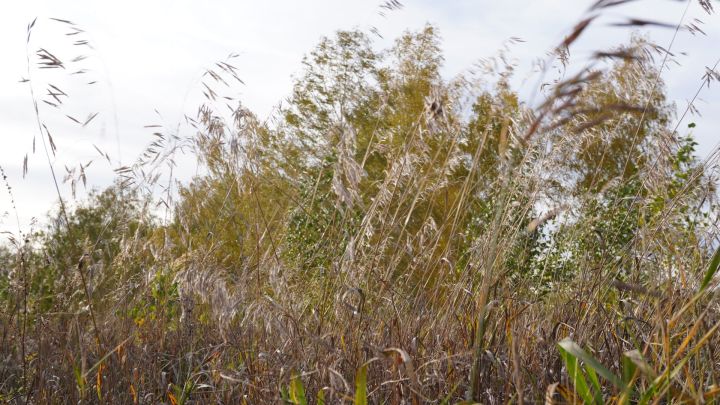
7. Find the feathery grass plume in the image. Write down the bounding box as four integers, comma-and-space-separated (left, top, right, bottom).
3, 1, 720, 403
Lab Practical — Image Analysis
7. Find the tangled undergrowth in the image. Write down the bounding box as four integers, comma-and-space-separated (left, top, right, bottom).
2, 1, 720, 403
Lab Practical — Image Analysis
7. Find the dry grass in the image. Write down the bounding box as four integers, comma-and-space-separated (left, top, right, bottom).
2, 1, 720, 404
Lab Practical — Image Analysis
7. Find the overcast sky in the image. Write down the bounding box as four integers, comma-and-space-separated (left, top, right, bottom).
1, 0, 719, 236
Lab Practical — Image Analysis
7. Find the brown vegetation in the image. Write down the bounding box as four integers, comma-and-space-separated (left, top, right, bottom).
2, 1, 720, 403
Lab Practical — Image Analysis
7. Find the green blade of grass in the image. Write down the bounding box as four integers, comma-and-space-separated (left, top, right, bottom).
558, 343, 596, 405
558, 338, 626, 391
700, 244, 720, 291
289, 370, 307, 405
585, 365, 605, 404
354, 363, 368, 405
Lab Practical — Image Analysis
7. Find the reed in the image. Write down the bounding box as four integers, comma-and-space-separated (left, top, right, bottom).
2, 1, 720, 403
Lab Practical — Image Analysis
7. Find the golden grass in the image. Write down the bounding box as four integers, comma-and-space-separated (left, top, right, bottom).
2, 2, 720, 403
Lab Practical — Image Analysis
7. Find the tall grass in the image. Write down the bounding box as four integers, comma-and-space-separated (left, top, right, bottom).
2, 1, 720, 403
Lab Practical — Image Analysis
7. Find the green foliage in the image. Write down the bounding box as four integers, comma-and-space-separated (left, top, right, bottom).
40, 184, 148, 307
701, 244, 720, 291
556, 338, 699, 404
354, 363, 368, 405
130, 267, 180, 330
288, 370, 307, 405
44, 183, 144, 268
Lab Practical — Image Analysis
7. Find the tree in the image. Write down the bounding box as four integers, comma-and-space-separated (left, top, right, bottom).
40, 183, 149, 310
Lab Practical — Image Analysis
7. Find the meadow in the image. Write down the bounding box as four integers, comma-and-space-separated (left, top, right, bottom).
2, 1, 720, 403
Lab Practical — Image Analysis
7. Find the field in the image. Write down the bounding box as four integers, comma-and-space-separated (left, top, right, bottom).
2, 1, 720, 403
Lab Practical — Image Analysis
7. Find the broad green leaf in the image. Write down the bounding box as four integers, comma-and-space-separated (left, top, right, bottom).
289, 371, 307, 405
621, 354, 637, 385
558, 338, 626, 391
558, 344, 595, 405
585, 365, 604, 404
618, 352, 639, 404
623, 350, 655, 379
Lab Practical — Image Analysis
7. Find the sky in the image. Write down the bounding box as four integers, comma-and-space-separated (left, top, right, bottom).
1, 0, 719, 237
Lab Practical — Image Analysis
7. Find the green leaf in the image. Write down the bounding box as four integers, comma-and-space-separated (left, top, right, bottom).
700, 244, 720, 291
623, 350, 654, 379
585, 365, 604, 405
621, 354, 636, 386
558, 338, 626, 391
619, 354, 638, 404
317, 388, 325, 405
354, 363, 368, 405
289, 370, 307, 405
73, 363, 86, 397
174, 383, 189, 405
558, 344, 596, 405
